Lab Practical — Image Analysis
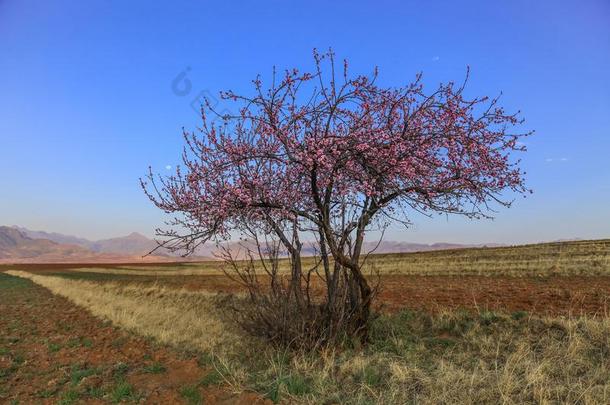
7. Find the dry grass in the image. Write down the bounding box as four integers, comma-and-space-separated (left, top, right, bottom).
4, 270, 240, 356
369, 239, 610, 277
64, 238, 610, 278
7, 269, 610, 404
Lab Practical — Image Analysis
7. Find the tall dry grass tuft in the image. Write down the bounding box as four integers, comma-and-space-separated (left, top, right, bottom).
5, 270, 240, 355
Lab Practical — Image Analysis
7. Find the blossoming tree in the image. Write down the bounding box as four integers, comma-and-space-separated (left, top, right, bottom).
142, 50, 530, 346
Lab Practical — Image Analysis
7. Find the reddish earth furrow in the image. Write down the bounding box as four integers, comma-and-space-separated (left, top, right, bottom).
21, 262, 609, 316
135, 274, 610, 316
0, 273, 269, 404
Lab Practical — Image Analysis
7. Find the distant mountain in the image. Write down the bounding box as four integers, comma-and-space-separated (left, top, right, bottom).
297, 240, 499, 256
89, 232, 161, 255
14, 227, 169, 256
360, 241, 474, 254
0, 226, 190, 264
0, 226, 96, 261
14, 227, 249, 258
11, 225, 504, 260
13, 226, 91, 247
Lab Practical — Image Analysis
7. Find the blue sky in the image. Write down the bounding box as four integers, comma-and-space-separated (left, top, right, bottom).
1, 0, 609, 243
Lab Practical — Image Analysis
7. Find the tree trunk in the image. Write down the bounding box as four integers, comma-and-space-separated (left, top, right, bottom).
291, 251, 305, 309
351, 264, 373, 342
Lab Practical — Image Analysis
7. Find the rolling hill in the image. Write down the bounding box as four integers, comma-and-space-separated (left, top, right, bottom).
11, 225, 503, 259
0, 227, 186, 264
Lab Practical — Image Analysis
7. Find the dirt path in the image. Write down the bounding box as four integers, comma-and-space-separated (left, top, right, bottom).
0, 272, 268, 404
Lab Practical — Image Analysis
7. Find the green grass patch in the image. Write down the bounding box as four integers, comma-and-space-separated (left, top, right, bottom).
0, 366, 16, 379
512, 310, 528, 320
261, 372, 313, 402
86, 385, 105, 399
57, 390, 79, 405
47, 341, 62, 353
111, 336, 129, 349
67, 336, 94, 348
37, 389, 54, 398
70, 364, 98, 386
197, 352, 215, 367
425, 336, 456, 348
112, 362, 130, 379
479, 310, 501, 325
0, 272, 31, 290
355, 365, 384, 387
283, 373, 312, 396
179, 385, 202, 405
108, 362, 139, 402
11, 352, 25, 365
110, 380, 135, 403
199, 369, 223, 386
143, 361, 166, 374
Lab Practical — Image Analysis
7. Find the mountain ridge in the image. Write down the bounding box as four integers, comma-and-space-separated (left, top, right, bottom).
5, 225, 590, 264
10, 225, 504, 258
0, 226, 193, 264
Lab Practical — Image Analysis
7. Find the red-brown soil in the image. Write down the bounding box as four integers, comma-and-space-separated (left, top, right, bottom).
165, 274, 610, 316
376, 275, 610, 315
2, 264, 609, 403
13, 261, 610, 316
0, 272, 270, 404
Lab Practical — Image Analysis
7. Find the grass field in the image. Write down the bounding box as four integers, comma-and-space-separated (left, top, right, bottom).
2, 239, 610, 403
4, 269, 610, 404
370, 239, 610, 277
9, 238, 606, 278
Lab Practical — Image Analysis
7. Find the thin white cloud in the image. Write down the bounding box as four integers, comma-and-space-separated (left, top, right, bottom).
432, 56, 440, 61
165, 165, 172, 170
545, 157, 569, 163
